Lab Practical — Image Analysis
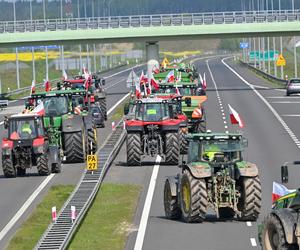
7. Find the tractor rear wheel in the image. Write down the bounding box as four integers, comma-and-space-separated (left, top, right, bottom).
63, 131, 85, 163
37, 154, 50, 176
180, 170, 207, 223
164, 179, 181, 220
179, 130, 188, 154
238, 176, 262, 221
99, 98, 107, 121
2, 156, 16, 178
165, 133, 180, 165
127, 133, 142, 166
87, 129, 97, 155
262, 214, 297, 250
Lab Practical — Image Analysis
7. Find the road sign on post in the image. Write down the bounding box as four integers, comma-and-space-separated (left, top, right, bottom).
240, 42, 249, 49
276, 54, 286, 66
87, 154, 98, 171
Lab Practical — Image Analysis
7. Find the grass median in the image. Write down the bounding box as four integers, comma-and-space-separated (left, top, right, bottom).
6, 185, 74, 250
68, 183, 141, 250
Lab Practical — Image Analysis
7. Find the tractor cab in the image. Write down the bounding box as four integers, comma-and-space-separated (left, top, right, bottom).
186, 133, 248, 165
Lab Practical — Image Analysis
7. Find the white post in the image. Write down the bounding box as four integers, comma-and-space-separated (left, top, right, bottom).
43, 0, 46, 21
77, 0, 80, 18
45, 46, 49, 81
280, 36, 283, 79
60, 0, 63, 20
16, 48, 20, 89
273, 37, 277, 77
254, 38, 257, 68
61, 46, 65, 75
294, 36, 297, 78
86, 44, 90, 71
79, 44, 82, 71
267, 37, 270, 74
29, 0, 33, 20
32, 47, 36, 82
93, 44, 97, 73
0, 77, 2, 95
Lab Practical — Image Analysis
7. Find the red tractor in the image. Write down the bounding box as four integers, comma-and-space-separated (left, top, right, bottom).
125, 98, 182, 166
1, 113, 61, 177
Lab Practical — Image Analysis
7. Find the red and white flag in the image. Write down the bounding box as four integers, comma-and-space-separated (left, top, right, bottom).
228, 104, 244, 128
148, 71, 159, 91
272, 181, 296, 202
71, 205, 76, 221
140, 71, 148, 96
52, 206, 57, 222
32, 101, 45, 116
30, 80, 36, 95
112, 121, 116, 131
152, 65, 160, 74
175, 86, 180, 95
200, 73, 207, 89
62, 70, 68, 80
165, 70, 175, 83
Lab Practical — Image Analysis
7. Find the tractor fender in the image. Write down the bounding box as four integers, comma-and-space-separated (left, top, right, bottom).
271, 209, 298, 244
183, 164, 212, 179
126, 125, 143, 132
48, 145, 60, 164
62, 115, 83, 133
165, 175, 179, 197
237, 162, 259, 177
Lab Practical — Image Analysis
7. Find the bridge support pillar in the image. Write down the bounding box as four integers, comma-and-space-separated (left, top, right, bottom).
146, 41, 159, 79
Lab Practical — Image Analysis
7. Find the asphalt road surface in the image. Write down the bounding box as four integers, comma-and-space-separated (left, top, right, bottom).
106, 57, 300, 250
0, 64, 144, 249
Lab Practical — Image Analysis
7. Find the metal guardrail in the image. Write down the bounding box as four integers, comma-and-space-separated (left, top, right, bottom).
240, 60, 287, 85
1, 10, 300, 34
0, 99, 8, 107
35, 121, 126, 250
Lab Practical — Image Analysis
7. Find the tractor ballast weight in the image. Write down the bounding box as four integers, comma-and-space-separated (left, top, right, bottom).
163, 132, 262, 223
1, 114, 62, 177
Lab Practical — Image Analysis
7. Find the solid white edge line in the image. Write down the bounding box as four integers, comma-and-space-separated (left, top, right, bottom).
0, 173, 55, 241
134, 155, 161, 250
250, 238, 257, 247
222, 57, 300, 148
107, 93, 130, 115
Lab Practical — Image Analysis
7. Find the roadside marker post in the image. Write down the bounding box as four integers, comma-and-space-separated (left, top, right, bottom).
112, 121, 116, 131
52, 207, 57, 222
71, 206, 76, 223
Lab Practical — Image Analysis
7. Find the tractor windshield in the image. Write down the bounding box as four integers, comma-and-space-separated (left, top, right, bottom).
43, 96, 69, 116
9, 118, 42, 140
136, 102, 170, 121
162, 87, 195, 96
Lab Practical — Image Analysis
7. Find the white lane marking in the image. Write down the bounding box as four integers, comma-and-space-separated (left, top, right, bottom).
246, 221, 252, 227
282, 114, 300, 117
250, 84, 270, 89
0, 174, 55, 241
250, 238, 257, 247
0, 121, 3, 125
267, 96, 300, 98
104, 64, 144, 79
222, 58, 300, 148
107, 93, 130, 115
104, 78, 127, 90
134, 155, 161, 250
271, 101, 300, 104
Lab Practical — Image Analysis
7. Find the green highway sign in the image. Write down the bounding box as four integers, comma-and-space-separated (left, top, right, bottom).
249, 50, 279, 62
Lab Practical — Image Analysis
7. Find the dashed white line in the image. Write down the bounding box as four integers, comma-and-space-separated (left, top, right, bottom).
250, 238, 257, 247
134, 155, 162, 250
271, 101, 300, 104
246, 221, 252, 227
282, 114, 300, 117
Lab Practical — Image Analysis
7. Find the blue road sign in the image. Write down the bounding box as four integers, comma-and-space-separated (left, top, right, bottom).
240, 42, 249, 49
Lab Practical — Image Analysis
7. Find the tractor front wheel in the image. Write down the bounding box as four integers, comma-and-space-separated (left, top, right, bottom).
164, 179, 181, 220
99, 98, 107, 121
63, 131, 85, 163
180, 170, 207, 223
37, 154, 50, 176
87, 129, 98, 155
179, 130, 188, 154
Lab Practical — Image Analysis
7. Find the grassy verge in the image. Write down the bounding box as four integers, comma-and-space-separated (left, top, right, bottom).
68, 183, 141, 250
6, 185, 74, 250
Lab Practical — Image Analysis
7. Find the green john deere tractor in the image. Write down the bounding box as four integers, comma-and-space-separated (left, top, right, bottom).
163, 132, 262, 222
29, 89, 97, 163
259, 161, 300, 250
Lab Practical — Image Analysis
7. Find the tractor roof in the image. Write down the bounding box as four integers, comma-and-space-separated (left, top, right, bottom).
10, 113, 40, 119
31, 89, 86, 97
137, 97, 166, 103
186, 133, 243, 141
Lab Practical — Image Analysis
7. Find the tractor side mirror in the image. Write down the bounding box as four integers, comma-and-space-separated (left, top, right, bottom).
4, 116, 8, 129
281, 165, 289, 183
101, 79, 105, 86
185, 97, 192, 107
124, 103, 130, 115
94, 95, 99, 102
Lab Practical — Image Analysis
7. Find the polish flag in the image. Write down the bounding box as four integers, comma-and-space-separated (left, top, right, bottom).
200, 73, 207, 89
152, 65, 160, 74
148, 71, 159, 90
176, 72, 182, 83
135, 78, 141, 98
52, 206, 57, 222
62, 70, 68, 80
30, 80, 36, 95
140, 70, 148, 83
228, 104, 244, 128
32, 101, 45, 116
71, 206, 76, 221
165, 70, 175, 83
272, 181, 296, 202
45, 80, 51, 92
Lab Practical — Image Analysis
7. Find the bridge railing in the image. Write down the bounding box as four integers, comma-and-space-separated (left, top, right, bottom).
1, 10, 300, 33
